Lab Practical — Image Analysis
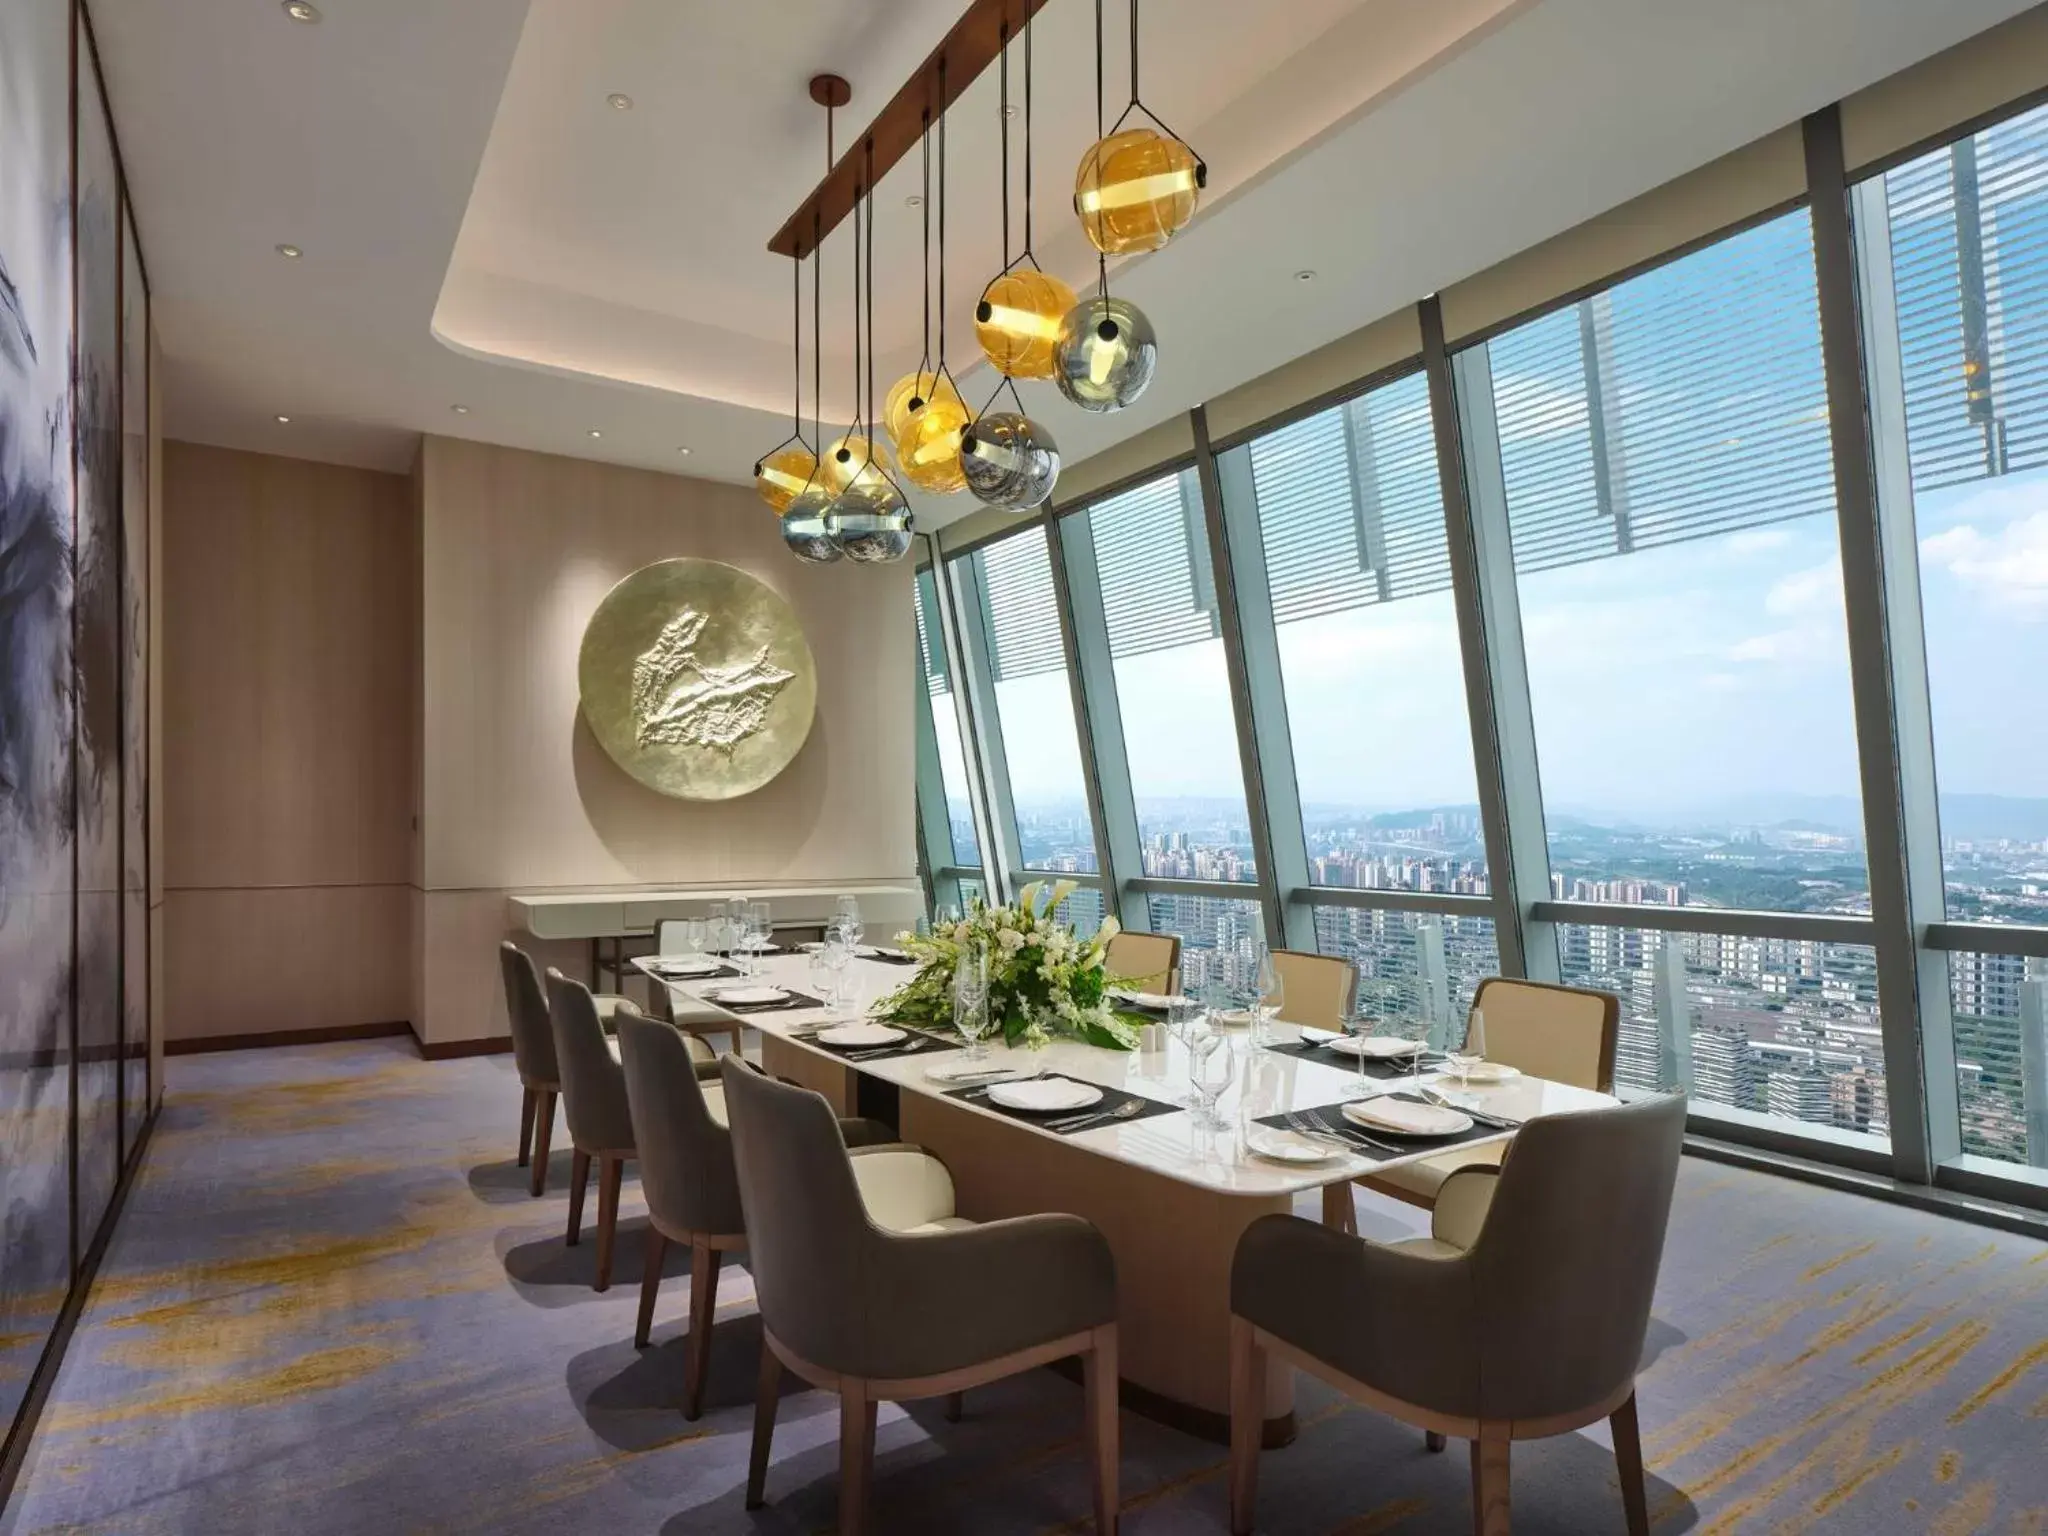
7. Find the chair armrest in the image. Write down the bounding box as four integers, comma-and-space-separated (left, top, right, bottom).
857, 1213, 1117, 1381
1231, 1213, 1480, 1418
849, 1145, 957, 1232
1431, 1165, 1500, 1252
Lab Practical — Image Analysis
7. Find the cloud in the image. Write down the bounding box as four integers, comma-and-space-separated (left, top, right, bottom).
1920, 511, 2048, 618
1726, 528, 1795, 556
1764, 561, 1843, 617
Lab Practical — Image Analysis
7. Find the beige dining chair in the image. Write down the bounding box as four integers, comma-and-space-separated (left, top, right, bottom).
615, 1016, 895, 1419
499, 942, 565, 1197
720, 1058, 1122, 1536
1332, 977, 1621, 1232
1269, 949, 1353, 1031
1231, 1094, 1685, 1536
545, 967, 645, 1291
1106, 930, 1180, 994
643, 925, 747, 1056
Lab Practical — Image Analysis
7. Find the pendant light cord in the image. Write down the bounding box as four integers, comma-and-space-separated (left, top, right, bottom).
917, 109, 932, 384
1094, 0, 1110, 305
1022, 14, 1035, 261
791, 250, 804, 442
851, 174, 865, 457
811, 210, 822, 477
1110, 0, 1204, 179
997, 23, 1011, 270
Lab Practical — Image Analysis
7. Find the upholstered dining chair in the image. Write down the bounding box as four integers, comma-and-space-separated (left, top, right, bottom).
500, 942, 566, 1198
544, 967, 643, 1291
1269, 949, 1353, 1031
646, 920, 747, 1055
1106, 930, 1181, 995
1330, 977, 1621, 1232
719, 1058, 1123, 1536
615, 1016, 895, 1420
1231, 1094, 1685, 1536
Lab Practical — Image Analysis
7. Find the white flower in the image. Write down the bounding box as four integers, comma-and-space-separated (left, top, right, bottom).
997, 928, 1026, 954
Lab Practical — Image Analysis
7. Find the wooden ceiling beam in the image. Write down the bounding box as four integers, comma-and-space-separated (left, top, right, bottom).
767, 0, 1054, 259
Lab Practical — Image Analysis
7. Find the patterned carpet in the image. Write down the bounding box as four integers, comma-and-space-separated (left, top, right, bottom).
5, 1038, 2048, 1534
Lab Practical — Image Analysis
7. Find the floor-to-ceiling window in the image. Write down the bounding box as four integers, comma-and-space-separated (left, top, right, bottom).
914, 567, 985, 909
1858, 99, 2048, 1176
1460, 207, 1889, 1148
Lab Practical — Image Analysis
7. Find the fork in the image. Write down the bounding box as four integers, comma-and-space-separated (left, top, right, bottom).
1418, 1084, 1522, 1128
1049, 1100, 1147, 1134
1286, 1109, 1398, 1156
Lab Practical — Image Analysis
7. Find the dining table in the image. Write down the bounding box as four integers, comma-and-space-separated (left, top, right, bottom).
633, 948, 1620, 1447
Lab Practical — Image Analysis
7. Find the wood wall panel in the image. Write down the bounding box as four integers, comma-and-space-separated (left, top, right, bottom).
161, 441, 414, 1044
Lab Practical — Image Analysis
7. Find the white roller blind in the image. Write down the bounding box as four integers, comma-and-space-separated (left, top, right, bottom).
970, 526, 1067, 682
1085, 468, 1221, 660
1882, 99, 2048, 492
1246, 371, 1449, 625
1484, 207, 1839, 573
914, 568, 950, 698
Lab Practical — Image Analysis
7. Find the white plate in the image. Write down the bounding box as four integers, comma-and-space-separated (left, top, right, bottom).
1323, 1034, 1426, 1060
987, 1078, 1104, 1114
816, 1022, 906, 1047
1210, 1009, 1256, 1029
1343, 1097, 1473, 1138
1440, 1061, 1520, 1083
1245, 1128, 1339, 1165
710, 986, 789, 1006
651, 959, 725, 975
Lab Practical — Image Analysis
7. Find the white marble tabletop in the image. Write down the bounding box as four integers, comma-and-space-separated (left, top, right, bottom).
632, 952, 1619, 1198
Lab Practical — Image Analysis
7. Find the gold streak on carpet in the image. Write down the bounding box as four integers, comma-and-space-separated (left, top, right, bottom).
1939, 1449, 1964, 1482
1949, 1338, 2048, 1425
1328, 1495, 1430, 1534
46, 1341, 413, 1430
1800, 1241, 1878, 1284
1928, 1479, 1998, 1535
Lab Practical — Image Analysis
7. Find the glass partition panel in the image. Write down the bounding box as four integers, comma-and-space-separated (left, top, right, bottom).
1241, 371, 1487, 887
1475, 210, 1870, 915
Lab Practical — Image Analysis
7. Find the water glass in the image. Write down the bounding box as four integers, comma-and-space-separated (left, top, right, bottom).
1188, 1029, 1236, 1131
834, 895, 865, 950
954, 946, 992, 1058
1253, 948, 1285, 1047
1344, 962, 1377, 1098
810, 942, 842, 1009
749, 900, 773, 952
1446, 1005, 1487, 1090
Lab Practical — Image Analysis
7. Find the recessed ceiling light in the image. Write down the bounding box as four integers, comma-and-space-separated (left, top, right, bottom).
607, 93, 634, 111
275, 414, 292, 423
1002, 104, 1019, 120
905, 194, 923, 208
587, 429, 603, 439
275, 243, 302, 259
450, 404, 470, 414
282, 1, 321, 22
676, 446, 692, 456
1294, 269, 1317, 283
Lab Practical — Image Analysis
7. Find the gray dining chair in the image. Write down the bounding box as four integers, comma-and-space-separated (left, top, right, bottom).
615, 1015, 895, 1420
719, 1058, 1123, 1536
500, 942, 564, 1197
1229, 1094, 1685, 1536
545, 967, 641, 1291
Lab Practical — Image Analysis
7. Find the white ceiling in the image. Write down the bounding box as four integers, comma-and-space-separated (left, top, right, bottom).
93, 0, 2041, 527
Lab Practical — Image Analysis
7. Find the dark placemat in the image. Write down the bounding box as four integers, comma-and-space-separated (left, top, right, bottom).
703, 988, 825, 1015
644, 962, 744, 982
1256, 1094, 1508, 1161
865, 948, 920, 966
790, 1027, 956, 1063
945, 1074, 1182, 1136
1261, 1034, 1445, 1080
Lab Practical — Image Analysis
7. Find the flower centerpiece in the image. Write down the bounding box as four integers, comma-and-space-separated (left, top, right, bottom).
879, 881, 1144, 1050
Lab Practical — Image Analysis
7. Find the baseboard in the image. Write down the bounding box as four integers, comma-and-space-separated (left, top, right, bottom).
417, 1034, 512, 1061
165, 1020, 412, 1056
0, 1105, 156, 1513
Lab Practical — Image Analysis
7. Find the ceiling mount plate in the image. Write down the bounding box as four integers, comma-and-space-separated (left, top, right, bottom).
808, 73, 852, 109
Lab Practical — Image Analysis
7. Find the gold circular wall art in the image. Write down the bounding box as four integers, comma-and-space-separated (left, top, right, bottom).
577, 558, 818, 801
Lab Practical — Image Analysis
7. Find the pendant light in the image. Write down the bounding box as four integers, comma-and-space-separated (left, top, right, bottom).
897, 61, 974, 494
1073, 0, 1206, 255
1054, 0, 1158, 412
974, 20, 1074, 380
780, 207, 842, 563
825, 142, 915, 563
755, 223, 817, 509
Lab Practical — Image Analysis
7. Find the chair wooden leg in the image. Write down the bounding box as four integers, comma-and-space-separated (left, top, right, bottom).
684, 1242, 722, 1421
746, 1343, 782, 1510
1471, 1426, 1511, 1536
1228, 1316, 1263, 1536
1426, 1430, 1447, 1452
943, 1391, 964, 1423
838, 1381, 876, 1536
565, 1149, 591, 1244
1084, 1323, 1119, 1534
530, 1092, 555, 1197
634, 1229, 668, 1348
1611, 1391, 1649, 1536
594, 1154, 624, 1291
518, 1086, 537, 1168
1321, 1181, 1357, 1235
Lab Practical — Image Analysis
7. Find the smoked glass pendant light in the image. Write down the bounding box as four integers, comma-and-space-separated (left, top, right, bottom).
825, 145, 914, 563
1073, 0, 1206, 255
974, 20, 1074, 381
781, 209, 843, 562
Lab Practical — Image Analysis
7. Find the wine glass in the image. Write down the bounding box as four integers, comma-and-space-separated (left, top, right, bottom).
749, 901, 774, 960
835, 895, 865, 950
1445, 1003, 1487, 1091
1188, 1027, 1236, 1131
1166, 997, 1204, 1107
678, 918, 705, 963
954, 945, 991, 1059
1343, 961, 1379, 1099
1253, 948, 1285, 1048
811, 939, 844, 1010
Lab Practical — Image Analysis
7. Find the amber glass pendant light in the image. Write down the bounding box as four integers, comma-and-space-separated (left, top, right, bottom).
1073, 0, 1206, 255
974, 21, 1074, 380
887, 100, 973, 493
755, 233, 817, 511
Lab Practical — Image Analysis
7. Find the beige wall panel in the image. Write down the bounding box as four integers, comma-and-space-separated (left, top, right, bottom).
1205, 308, 1425, 443
1439, 125, 1806, 345
164, 885, 411, 1041
418, 436, 915, 896
416, 888, 589, 1048
162, 442, 413, 891
1051, 413, 1198, 514
1842, 5, 2048, 174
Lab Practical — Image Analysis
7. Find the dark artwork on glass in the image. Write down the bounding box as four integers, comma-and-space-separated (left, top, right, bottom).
121, 205, 149, 1154
73, 18, 124, 1246
0, 0, 75, 1435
